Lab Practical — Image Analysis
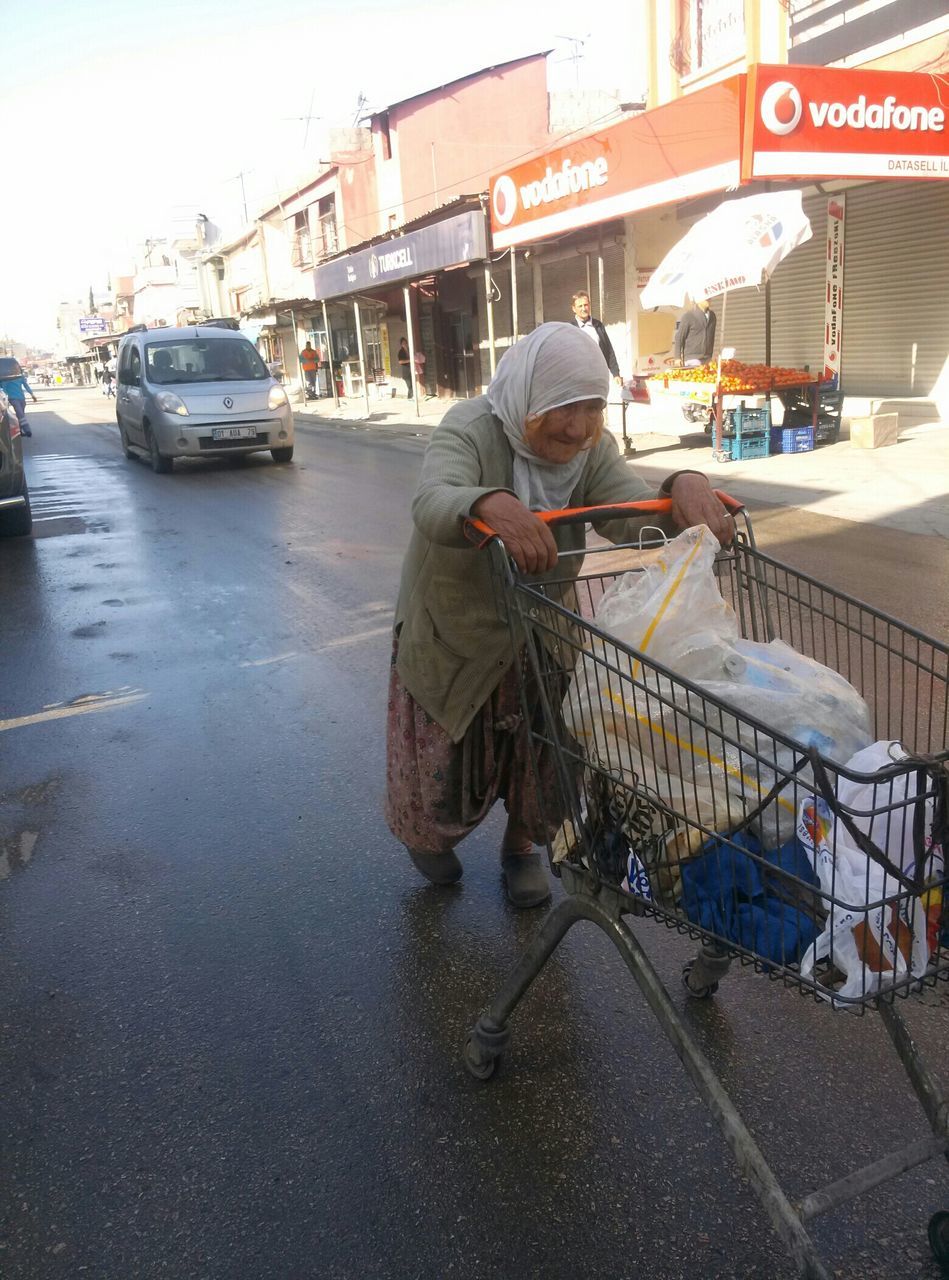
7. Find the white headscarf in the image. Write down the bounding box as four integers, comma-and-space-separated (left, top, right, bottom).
486, 322, 610, 511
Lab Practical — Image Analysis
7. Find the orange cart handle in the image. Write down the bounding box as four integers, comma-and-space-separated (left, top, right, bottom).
464, 491, 744, 545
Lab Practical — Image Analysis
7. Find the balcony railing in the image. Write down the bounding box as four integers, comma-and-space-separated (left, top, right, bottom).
290, 233, 313, 269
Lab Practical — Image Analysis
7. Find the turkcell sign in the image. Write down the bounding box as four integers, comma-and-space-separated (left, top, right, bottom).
747, 64, 949, 181
313, 209, 487, 299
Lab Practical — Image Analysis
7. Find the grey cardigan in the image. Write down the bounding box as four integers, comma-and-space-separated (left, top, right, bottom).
394, 397, 675, 742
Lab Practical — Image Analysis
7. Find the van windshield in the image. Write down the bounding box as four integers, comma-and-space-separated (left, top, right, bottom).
145, 339, 269, 385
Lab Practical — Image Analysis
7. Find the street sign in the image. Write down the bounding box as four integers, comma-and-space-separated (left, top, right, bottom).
79, 316, 110, 335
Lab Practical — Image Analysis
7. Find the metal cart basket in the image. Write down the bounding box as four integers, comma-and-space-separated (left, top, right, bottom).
462, 499, 949, 1280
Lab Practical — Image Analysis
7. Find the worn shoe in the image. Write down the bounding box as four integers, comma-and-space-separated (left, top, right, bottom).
501, 850, 551, 909
408, 848, 463, 885
20, 424, 31, 437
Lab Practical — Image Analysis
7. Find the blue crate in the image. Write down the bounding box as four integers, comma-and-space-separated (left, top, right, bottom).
733, 404, 772, 436
722, 431, 770, 461
770, 425, 814, 454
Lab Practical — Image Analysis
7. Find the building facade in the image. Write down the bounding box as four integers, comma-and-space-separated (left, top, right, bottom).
203, 53, 619, 406
489, 1, 949, 414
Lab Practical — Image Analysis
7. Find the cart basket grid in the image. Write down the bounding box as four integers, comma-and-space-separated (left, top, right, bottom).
482, 516, 948, 1015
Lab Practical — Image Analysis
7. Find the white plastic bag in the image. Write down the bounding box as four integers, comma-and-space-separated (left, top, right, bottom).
565, 527, 872, 846
797, 741, 944, 1008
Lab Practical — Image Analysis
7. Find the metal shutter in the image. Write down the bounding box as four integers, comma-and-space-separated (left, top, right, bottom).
541, 257, 587, 324
842, 182, 949, 397
599, 242, 629, 371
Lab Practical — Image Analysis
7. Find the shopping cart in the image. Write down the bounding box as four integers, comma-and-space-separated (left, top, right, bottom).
462, 499, 949, 1280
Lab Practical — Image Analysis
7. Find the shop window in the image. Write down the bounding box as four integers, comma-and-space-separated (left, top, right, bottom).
289, 210, 312, 269
317, 196, 338, 258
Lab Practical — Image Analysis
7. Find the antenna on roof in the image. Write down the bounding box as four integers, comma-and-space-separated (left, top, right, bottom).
554, 33, 589, 89
353, 91, 368, 125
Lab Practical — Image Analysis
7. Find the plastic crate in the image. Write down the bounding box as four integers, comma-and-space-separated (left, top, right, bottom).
733, 404, 772, 436
770, 425, 815, 454
722, 431, 770, 461
779, 386, 843, 446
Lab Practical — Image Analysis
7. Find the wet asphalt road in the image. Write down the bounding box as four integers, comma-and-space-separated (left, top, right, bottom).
1, 388, 948, 1280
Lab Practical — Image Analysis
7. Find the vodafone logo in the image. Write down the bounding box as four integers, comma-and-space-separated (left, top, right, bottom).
760, 79, 945, 136
760, 81, 803, 136
492, 157, 609, 230
493, 175, 518, 227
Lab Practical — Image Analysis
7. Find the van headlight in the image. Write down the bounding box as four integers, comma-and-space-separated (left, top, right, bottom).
268, 384, 289, 409
155, 392, 189, 416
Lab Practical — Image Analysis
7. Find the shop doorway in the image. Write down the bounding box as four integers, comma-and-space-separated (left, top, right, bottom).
446, 310, 477, 398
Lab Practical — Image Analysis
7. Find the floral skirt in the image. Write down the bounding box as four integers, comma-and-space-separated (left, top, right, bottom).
384, 637, 567, 855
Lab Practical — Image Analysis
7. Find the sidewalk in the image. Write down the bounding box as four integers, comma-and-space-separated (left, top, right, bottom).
295, 394, 949, 539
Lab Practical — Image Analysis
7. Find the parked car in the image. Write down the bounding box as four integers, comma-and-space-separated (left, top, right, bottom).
0, 386, 32, 537
115, 326, 294, 473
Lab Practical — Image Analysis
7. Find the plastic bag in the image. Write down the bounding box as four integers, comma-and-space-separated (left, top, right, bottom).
798, 740, 945, 1008
564, 526, 872, 847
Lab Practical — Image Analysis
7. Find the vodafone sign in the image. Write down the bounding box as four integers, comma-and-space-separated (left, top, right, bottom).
745, 64, 949, 181
489, 77, 745, 249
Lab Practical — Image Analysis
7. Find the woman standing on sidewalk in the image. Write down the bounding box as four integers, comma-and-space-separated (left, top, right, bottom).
384, 323, 733, 908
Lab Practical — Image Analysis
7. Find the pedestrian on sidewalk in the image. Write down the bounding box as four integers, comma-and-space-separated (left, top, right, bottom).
674, 298, 716, 367
397, 338, 412, 398
384, 321, 734, 909
570, 291, 622, 387
101, 364, 115, 398
413, 347, 427, 398
0, 365, 38, 437
300, 341, 320, 399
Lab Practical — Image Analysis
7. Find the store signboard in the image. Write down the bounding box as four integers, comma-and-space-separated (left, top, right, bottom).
313, 210, 487, 299
823, 196, 845, 387
489, 78, 744, 250
744, 64, 949, 182
79, 316, 109, 335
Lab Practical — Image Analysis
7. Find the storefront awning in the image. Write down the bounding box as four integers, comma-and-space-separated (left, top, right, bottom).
490, 64, 949, 249
313, 207, 488, 301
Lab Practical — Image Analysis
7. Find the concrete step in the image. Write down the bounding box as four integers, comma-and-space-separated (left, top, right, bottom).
843, 396, 943, 427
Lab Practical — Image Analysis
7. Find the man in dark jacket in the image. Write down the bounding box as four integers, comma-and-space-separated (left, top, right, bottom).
674, 299, 717, 365
570, 292, 622, 386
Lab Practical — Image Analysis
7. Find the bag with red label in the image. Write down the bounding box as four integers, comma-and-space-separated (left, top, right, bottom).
797, 740, 946, 1009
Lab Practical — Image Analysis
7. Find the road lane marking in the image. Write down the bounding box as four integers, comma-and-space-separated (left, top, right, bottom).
0, 691, 147, 733
239, 652, 298, 668
317, 625, 392, 651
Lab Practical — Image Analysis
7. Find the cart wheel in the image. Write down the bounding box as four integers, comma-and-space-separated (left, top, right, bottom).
462, 1016, 510, 1081
928, 1211, 949, 1266
682, 960, 719, 1000
464, 1036, 499, 1080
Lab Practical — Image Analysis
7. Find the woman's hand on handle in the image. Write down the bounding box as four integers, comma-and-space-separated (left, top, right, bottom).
470, 492, 559, 574
668, 473, 735, 546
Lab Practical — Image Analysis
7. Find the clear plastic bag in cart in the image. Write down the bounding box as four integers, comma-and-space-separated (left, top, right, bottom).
565, 526, 873, 848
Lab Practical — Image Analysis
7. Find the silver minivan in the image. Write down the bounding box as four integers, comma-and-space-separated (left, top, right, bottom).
115, 325, 294, 473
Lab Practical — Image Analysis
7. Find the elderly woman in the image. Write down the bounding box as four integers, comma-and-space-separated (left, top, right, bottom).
385, 323, 733, 909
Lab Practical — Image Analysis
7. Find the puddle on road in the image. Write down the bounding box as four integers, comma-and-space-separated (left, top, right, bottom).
27, 454, 133, 539
0, 831, 39, 880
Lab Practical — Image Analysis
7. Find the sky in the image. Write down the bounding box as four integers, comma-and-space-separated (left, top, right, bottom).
2, 0, 644, 349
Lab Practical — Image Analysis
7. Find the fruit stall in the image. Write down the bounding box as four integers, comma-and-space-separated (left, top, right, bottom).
646, 360, 830, 462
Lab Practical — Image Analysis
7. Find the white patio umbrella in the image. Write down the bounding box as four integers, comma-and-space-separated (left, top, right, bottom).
639, 189, 813, 314
639, 189, 813, 452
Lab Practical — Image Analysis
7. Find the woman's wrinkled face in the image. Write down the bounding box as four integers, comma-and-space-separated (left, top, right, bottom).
524, 399, 604, 464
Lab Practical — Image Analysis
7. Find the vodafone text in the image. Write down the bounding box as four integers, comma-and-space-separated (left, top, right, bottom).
807, 94, 944, 132
518, 158, 609, 211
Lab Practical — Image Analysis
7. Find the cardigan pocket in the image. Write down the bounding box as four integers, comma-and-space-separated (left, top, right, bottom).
407, 608, 468, 704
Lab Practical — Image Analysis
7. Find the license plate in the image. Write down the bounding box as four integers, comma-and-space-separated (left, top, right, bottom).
212, 427, 257, 441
